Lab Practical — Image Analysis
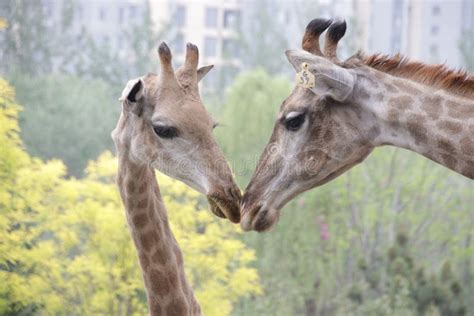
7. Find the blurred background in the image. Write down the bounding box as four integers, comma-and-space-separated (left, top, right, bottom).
0, 0, 473, 315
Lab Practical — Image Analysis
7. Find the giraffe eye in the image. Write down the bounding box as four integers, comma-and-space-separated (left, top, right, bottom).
153, 125, 178, 139
284, 113, 305, 131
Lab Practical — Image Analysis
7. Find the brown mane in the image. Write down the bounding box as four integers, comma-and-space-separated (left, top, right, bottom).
359, 53, 474, 99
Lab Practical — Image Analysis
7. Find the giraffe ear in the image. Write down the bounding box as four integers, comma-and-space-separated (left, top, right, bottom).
197, 65, 214, 82
285, 49, 355, 102
119, 78, 146, 115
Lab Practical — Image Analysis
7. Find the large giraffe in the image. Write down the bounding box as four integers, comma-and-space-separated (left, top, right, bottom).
112, 42, 241, 315
241, 18, 474, 232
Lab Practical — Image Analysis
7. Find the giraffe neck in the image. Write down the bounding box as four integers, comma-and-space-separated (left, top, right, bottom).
116, 150, 201, 316
365, 76, 474, 179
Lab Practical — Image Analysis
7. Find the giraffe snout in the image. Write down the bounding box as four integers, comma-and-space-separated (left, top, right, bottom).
207, 183, 241, 224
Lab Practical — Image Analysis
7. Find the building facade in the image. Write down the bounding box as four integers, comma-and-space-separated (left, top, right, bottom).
355, 0, 473, 68
40, 0, 472, 81
45, 0, 147, 56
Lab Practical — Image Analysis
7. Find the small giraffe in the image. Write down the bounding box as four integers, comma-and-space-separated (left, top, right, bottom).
112, 42, 241, 315
241, 18, 474, 232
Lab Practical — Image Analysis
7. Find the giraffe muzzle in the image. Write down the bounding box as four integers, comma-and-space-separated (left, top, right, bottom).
240, 204, 280, 232
207, 185, 241, 224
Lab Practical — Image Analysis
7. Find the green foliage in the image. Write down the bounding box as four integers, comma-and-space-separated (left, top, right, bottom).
0, 78, 260, 315
346, 233, 467, 316
239, 0, 289, 75
0, 0, 166, 87
1, 1, 174, 175
232, 148, 473, 316
215, 68, 292, 187
9, 74, 119, 176
72, 1, 173, 88
0, 0, 53, 75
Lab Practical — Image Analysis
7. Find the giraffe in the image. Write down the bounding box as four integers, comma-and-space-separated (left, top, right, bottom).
112, 42, 241, 315
240, 18, 474, 232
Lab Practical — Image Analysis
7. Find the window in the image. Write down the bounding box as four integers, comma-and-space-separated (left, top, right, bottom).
119, 7, 124, 23
432, 5, 440, 16
204, 37, 218, 57
430, 44, 439, 56
129, 5, 137, 18
175, 5, 186, 27
223, 10, 240, 29
431, 25, 439, 35
205, 7, 218, 28
222, 39, 240, 58
99, 8, 106, 21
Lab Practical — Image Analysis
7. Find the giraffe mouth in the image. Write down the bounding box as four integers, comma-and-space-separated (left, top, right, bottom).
207, 189, 241, 223
241, 204, 280, 232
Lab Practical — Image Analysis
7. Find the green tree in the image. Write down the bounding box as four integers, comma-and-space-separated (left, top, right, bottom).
239, 0, 289, 75
9, 74, 118, 176
73, 1, 174, 88
215, 68, 292, 187
0, 0, 53, 75
1, 1, 176, 175
346, 233, 466, 316
0, 76, 39, 314
0, 77, 261, 315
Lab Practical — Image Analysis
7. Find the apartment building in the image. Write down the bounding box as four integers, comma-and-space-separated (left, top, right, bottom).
39, 0, 471, 79
355, 0, 473, 68
150, 0, 242, 90
151, 1, 241, 64
44, 0, 147, 58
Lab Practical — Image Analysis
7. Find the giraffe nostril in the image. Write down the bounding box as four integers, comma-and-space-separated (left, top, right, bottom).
224, 186, 232, 198
241, 189, 257, 210
207, 197, 226, 219
253, 209, 269, 232
232, 186, 242, 201
240, 204, 261, 231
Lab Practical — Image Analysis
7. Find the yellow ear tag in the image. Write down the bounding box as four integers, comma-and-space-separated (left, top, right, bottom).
296, 62, 315, 89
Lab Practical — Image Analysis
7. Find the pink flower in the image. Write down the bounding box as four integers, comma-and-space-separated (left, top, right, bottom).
318, 218, 330, 241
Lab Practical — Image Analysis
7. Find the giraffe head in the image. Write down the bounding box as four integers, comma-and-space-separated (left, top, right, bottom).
241, 19, 380, 231
112, 42, 241, 223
